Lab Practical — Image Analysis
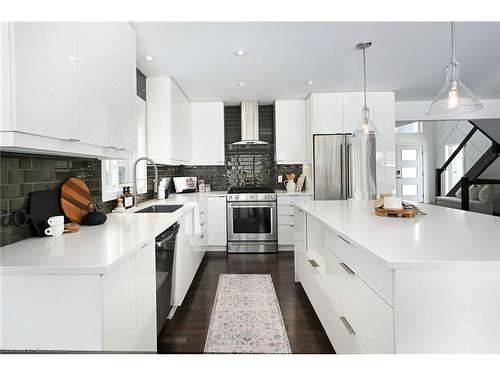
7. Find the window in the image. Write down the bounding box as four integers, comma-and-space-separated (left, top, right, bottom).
395, 121, 423, 134
444, 144, 464, 193
101, 96, 147, 202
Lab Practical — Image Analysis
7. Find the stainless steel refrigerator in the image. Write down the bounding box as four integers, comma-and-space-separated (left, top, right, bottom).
313, 134, 376, 200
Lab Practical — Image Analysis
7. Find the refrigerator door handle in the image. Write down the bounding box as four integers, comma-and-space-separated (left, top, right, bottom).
340, 143, 345, 199
346, 142, 352, 199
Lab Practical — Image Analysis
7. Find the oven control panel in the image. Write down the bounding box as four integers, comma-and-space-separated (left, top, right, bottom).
227, 193, 276, 201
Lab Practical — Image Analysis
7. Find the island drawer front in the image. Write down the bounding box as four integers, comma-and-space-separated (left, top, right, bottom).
323, 247, 394, 353
325, 230, 394, 306
297, 251, 365, 354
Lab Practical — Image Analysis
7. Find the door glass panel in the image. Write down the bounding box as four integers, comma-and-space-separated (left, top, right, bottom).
233, 207, 271, 234
401, 149, 417, 161
402, 184, 417, 196
401, 167, 417, 179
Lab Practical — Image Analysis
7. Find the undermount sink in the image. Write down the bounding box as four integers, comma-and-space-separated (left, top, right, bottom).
135, 205, 184, 213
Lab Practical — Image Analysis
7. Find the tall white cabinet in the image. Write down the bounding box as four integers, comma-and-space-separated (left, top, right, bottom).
146, 77, 191, 165
0, 22, 136, 159
190, 102, 225, 165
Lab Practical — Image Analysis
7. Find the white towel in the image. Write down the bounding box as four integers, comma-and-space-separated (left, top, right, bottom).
193, 204, 202, 235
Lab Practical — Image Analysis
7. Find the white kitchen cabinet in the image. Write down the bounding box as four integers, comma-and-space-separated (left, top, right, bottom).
1, 240, 157, 352
8, 22, 80, 140
277, 194, 312, 249
307, 93, 344, 134
147, 77, 192, 165
171, 81, 191, 163
0, 22, 136, 159
190, 102, 225, 165
275, 100, 306, 164
207, 195, 227, 247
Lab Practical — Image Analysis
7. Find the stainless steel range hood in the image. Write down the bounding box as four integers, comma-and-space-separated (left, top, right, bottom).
232, 101, 268, 145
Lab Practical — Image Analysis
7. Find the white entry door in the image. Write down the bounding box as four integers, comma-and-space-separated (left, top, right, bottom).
396, 145, 424, 202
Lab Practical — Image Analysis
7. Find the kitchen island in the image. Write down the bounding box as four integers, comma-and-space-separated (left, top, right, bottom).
294, 200, 500, 353
0, 193, 220, 352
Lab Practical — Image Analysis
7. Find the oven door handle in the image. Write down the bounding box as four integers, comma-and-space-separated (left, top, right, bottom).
228, 203, 276, 208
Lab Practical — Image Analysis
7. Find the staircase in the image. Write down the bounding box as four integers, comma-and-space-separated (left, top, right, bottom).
435, 120, 500, 212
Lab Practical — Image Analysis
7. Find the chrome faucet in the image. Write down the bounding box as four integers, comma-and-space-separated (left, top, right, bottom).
133, 157, 158, 207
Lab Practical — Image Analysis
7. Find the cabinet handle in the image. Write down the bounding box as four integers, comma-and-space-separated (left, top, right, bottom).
289, 204, 294, 207
340, 316, 355, 335
338, 236, 350, 244
308, 259, 319, 268
201, 223, 205, 227
200, 234, 205, 239
289, 224, 295, 227
67, 138, 80, 142
140, 242, 149, 249
200, 211, 205, 214
339, 262, 355, 275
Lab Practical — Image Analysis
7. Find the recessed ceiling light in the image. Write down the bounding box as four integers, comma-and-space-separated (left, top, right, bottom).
144, 55, 153, 61
305, 80, 314, 85
236, 81, 245, 87
234, 49, 248, 56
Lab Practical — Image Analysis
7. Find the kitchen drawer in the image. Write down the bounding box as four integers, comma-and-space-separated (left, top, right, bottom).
297, 250, 364, 354
278, 205, 294, 216
324, 247, 394, 353
325, 230, 393, 306
278, 223, 294, 246
277, 195, 312, 207
277, 215, 294, 225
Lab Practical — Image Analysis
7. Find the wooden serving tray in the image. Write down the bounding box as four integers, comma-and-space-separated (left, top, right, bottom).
375, 207, 415, 218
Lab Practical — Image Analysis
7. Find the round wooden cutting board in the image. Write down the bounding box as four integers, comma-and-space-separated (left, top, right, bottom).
60, 177, 94, 224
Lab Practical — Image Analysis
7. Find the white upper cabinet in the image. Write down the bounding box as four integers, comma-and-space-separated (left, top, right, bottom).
147, 77, 192, 165
343, 92, 375, 133
308, 93, 344, 134
1, 22, 136, 158
10, 23, 80, 140
190, 102, 224, 165
275, 100, 306, 164
78, 23, 136, 152
171, 82, 191, 163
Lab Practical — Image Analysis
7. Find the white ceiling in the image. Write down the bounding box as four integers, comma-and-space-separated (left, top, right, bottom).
134, 22, 500, 105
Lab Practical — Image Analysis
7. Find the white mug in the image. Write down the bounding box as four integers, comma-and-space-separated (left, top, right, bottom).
384, 196, 403, 209
47, 215, 64, 226
45, 224, 64, 237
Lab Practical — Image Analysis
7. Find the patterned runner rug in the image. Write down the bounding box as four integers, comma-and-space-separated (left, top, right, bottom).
204, 274, 291, 354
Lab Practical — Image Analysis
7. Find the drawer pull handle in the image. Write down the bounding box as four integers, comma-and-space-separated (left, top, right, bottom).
140, 242, 149, 249
289, 224, 295, 227
201, 223, 205, 227
338, 236, 350, 244
200, 211, 205, 214
200, 234, 205, 239
308, 259, 319, 268
339, 262, 355, 275
340, 316, 355, 335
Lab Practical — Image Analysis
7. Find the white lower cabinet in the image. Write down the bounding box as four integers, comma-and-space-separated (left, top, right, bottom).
277, 194, 311, 248
1, 240, 157, 352
294, 207, 394, 353
207, 196, 227, 247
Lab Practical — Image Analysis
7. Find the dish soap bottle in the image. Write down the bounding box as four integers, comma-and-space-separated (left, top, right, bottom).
124, 186, 134, 208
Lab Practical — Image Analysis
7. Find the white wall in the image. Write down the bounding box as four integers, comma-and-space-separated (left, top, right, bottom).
395, 123, 435, 203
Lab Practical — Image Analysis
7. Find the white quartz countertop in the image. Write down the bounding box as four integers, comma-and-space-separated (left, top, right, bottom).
0, 194, 206, 275
295, 200, 500, 269
275, 190, 312, 196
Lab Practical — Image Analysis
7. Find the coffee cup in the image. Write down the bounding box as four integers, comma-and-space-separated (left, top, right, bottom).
47, 215, 64, 226
45, 224, 64, 237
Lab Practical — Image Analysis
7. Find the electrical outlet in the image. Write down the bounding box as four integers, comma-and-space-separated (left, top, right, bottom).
277, 175, 283, 183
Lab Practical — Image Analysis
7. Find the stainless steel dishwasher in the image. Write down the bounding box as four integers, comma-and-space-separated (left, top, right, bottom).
155, 222, 179, 335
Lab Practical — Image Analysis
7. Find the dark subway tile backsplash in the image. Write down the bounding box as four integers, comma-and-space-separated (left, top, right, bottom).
0, 152, 114, 247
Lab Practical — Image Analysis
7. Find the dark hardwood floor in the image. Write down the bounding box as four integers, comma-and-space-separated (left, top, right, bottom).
157, 251, 335, 354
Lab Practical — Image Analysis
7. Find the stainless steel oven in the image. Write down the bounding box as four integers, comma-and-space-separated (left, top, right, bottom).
226, 188, 277, 253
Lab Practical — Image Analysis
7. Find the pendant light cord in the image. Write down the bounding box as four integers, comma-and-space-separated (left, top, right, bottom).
362, 47, 367, 110
451, 21, 456, 62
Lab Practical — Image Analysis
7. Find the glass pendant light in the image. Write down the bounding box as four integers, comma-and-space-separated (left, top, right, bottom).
354, 41, 379, 136
426, 22, 483, 115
